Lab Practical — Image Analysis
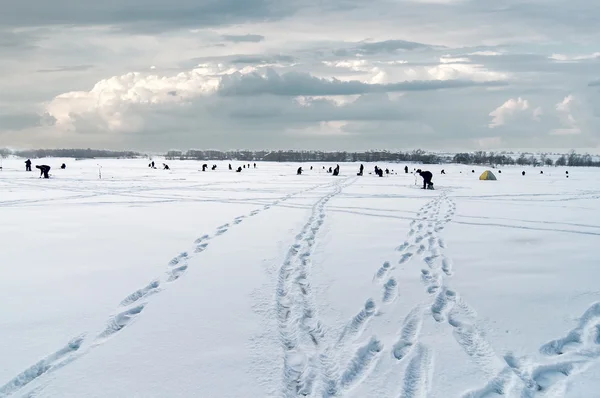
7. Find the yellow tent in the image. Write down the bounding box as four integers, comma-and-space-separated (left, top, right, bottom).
479, 170, 497, 180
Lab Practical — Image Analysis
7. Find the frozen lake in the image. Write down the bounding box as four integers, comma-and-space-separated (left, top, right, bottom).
1, 157, 599, 397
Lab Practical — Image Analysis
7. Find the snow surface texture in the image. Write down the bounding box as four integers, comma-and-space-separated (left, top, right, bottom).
1, 158, 600, 397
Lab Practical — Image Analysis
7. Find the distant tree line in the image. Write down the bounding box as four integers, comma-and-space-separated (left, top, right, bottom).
165, 149, 444, 164
0, 148, 141, 159
452, 151, 600, 167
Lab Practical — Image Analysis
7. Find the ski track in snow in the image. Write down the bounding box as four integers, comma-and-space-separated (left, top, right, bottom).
0, 181, 333, 397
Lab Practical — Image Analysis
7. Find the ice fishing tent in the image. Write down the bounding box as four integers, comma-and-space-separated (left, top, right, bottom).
479, 170, 497, 180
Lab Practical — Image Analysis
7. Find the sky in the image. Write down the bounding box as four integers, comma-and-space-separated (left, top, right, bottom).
1, 0, 600, 152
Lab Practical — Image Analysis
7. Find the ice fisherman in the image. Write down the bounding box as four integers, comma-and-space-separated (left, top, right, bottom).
404, 165, 409, 174
61, 163, 66, 169
236, 166, 242, 172
297, 167, 303, 175
25, 159, 32, 171
358, 164, 364, 176
163, 163, 170, 170
333, 164, 340, 176
202, 164, 208, 171
416, 169, 433, 190
36, 165, 51, 179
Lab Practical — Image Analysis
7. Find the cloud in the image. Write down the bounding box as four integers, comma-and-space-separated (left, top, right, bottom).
37, 65, 95, 73
2, 0, 600, 152
230, 55, 295, 65
488, 97, 531, 128
550, 52, 600, 62
221, 34, 265, 43
552, 94, 580, 135
333, 39, 440, 57
44, 65, 506, 134
218, 70, 505, 97
533, 106, 543, 121
0, 0, 297, 33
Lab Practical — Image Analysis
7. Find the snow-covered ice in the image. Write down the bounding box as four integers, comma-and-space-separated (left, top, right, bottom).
1, 158, 600, 397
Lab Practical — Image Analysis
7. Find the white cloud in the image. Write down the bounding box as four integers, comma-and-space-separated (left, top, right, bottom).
552, 94, 581, 135
549, 53, 600, 62
533, 106, 543, 121
488, 97, 530, 128
468, 51, 502, 56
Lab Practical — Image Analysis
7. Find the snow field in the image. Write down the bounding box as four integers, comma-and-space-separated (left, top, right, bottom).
1, 158, 599, 397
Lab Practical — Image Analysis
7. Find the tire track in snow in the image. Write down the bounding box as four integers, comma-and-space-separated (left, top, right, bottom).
0, 182, 333, 397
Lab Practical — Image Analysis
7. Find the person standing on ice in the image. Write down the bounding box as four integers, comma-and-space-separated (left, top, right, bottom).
404, 165, 409, 174
332, 164, 340, 176
416, 169, 433, 189
297, 167, 303, 175
25, 159, 32, 171
36, 165, 51, 179
358, 164, 364, 176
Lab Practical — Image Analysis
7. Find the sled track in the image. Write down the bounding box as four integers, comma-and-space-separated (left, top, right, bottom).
0, 181, 334, 397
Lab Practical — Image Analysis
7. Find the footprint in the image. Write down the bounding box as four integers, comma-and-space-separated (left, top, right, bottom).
396, 242, 410, 252
195, 242, 209, 253
168, 265, 188, 282
98, 305, 145, 339
431, 288, 457, 322
194, 235, 210, 244
169, 252, 188, 266
382, 278, 399, 303
250, 210, 260, 216
374, 261, 393, 281
423, 255, 439, 269
393, 306, 423, 360
540, 302, 600, 355
337, 299, 377, 345
339, 337, 383, 391
119, 280, 160, 306
441, 257, 453, 276
399, 252, 414, 265
399, 344, 433, 398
